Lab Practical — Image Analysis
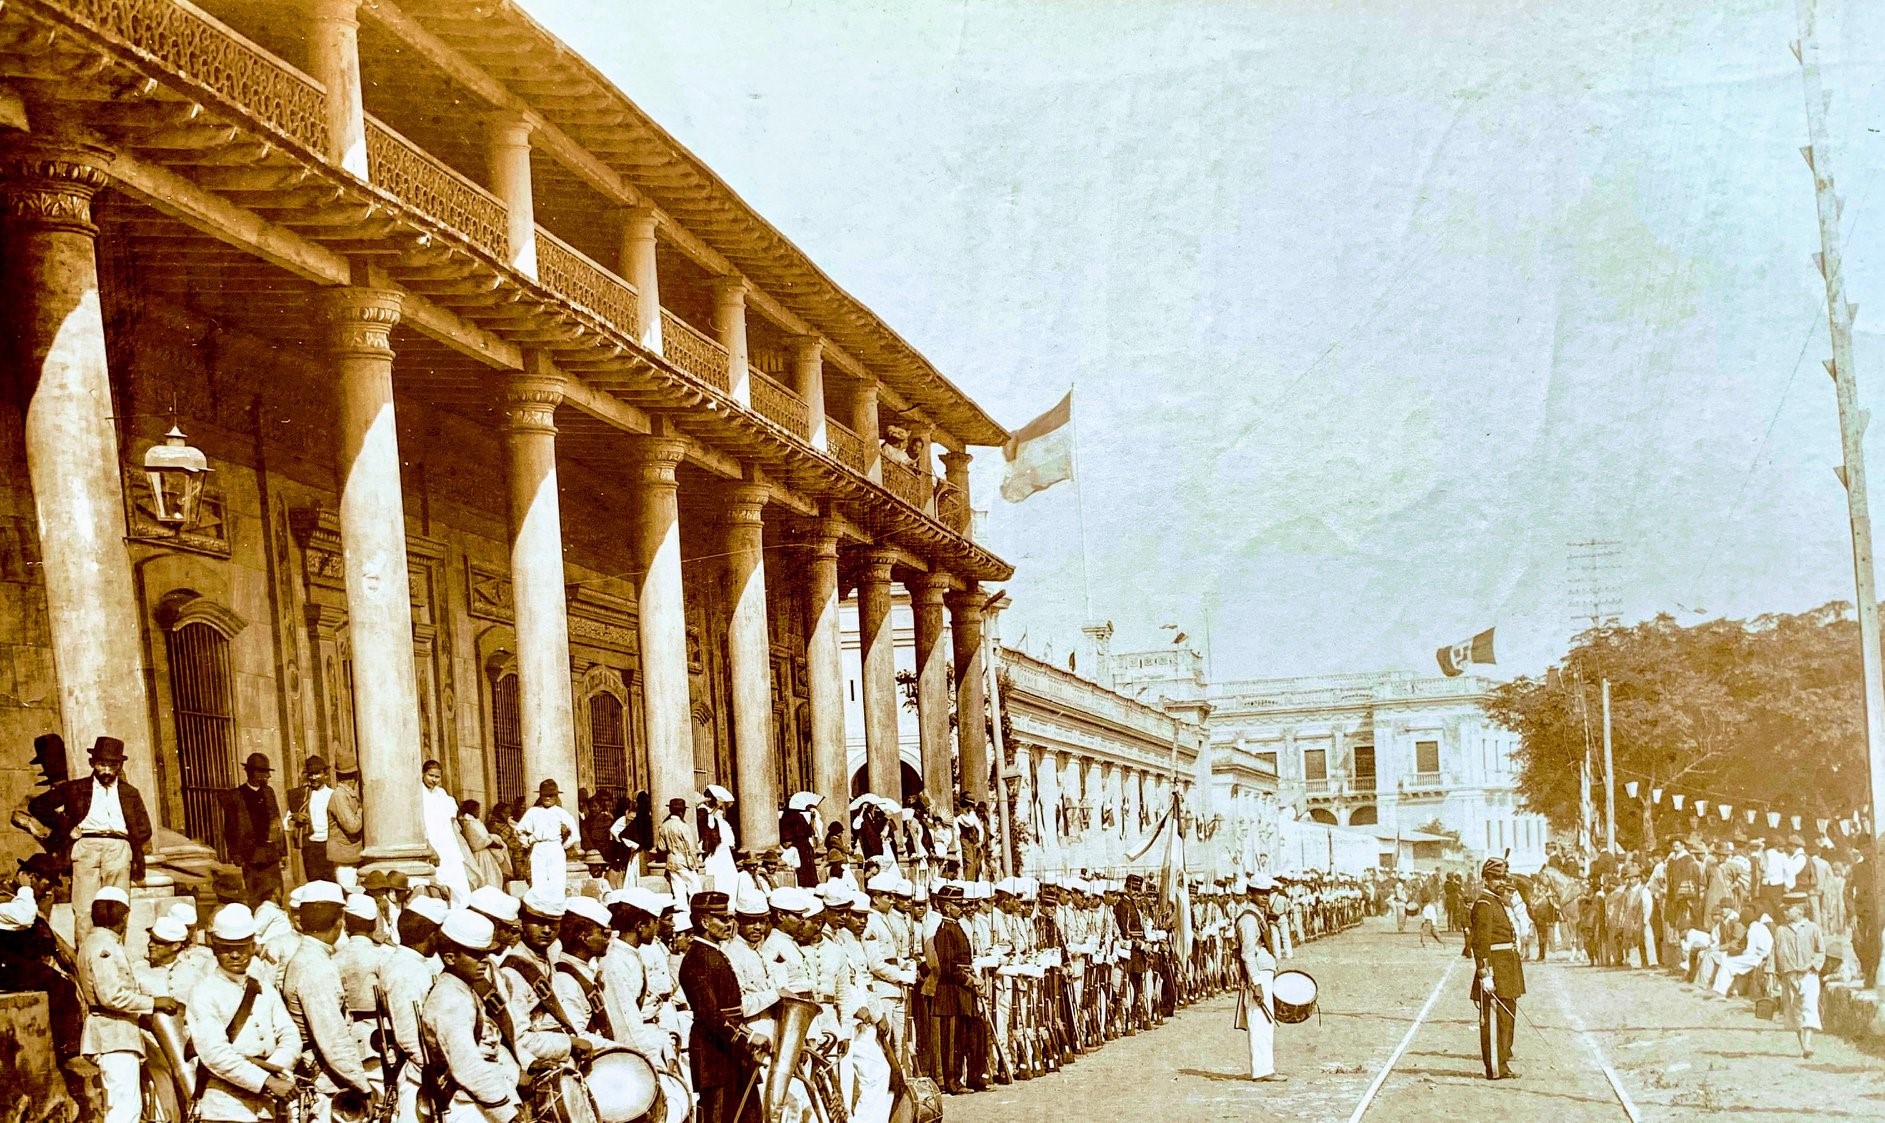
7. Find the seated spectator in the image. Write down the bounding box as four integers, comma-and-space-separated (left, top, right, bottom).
1710, 910, 1773, 997
1695, 907, 1747, 992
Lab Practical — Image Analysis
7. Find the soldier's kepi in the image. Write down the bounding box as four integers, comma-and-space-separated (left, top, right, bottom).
1468, 856, 1525, 1081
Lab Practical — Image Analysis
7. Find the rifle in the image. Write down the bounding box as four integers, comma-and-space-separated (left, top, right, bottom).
368, 985, 402, 1123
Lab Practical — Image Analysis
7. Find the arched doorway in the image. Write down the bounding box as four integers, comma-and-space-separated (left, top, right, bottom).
1308, 807, 1339, 825
850, 762, 924, 804
1347, 805, 1379, 826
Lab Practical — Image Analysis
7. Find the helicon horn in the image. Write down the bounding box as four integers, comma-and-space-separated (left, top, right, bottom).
763, 994, 824, 1122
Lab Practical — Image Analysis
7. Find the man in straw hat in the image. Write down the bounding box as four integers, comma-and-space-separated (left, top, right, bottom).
28, 734, 152, 948
1469, 856, 1525, 1081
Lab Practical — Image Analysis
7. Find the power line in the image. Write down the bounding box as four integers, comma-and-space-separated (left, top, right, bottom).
1567, 538, 1623, 631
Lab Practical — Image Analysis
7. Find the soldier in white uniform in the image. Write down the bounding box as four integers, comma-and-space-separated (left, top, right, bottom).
185, 904, 304, 1122
1235, 876, 1286, 1083
498, 888, 585, 1071
550, 895, 620, 1043
280, 880, 376, 1120
830, 886, 894, 1123
421, 910, 523, 1122
377, 895, 448, 1123
79, 885, 180, 1123
600, 886, 681, 1063
333, 893, 388, 1053
137, 913, 193, 998
863, 870, 916, 1061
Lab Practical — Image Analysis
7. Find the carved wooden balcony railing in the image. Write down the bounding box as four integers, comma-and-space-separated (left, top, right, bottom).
535, 227, 637, 334
659, 309, 730, 393
749, 372, 809, 441
826, 419, 869, 475
52, 0, 327, 154
881, 456, 931, 512
364, 116, 507, 261
937, 486, 970, 534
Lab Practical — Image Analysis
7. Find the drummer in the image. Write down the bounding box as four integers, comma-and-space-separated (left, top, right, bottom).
1235, 876, 1286, 1083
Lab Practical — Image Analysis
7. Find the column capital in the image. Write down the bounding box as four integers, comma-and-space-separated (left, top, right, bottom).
305, 0, 363, 25
805, 517, 844, 559
940, 449, 973, 471
485, 109, 535, 148
907, 571, 950, 606
623, 204, 659, 237
628, 436, 689, 486
724, 483, 769, 528
945, 581, 983, 617
793, 335, 824, 363
859, 548, 898, 584
0, 141, 113, 234
317, 287, 402, 358
503, 373, 564, 434
713, 275, 749, 303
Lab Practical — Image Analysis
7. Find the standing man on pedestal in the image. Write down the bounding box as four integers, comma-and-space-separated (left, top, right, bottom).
517, 779, 580, 898
27, 736, 150, 949
223, 754, 286, 908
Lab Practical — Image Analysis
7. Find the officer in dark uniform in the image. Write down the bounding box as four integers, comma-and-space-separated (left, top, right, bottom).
1468, 857, 1525, 1080
679, 890, 766, 1123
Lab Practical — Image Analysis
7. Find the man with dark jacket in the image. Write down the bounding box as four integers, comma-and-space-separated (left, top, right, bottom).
931, 883, 986, 1093
26, 735, 151, 948
679, 890, 764, 1123
1469, 857, 1526, 1081
222, 753, 285, 907
286, 755, 363, 888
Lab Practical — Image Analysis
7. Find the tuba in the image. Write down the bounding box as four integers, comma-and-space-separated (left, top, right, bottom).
761, 995, 823, 1123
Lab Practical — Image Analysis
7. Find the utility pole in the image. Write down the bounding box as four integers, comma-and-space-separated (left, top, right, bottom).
1602, 678, 1615, 854
1567, 538, 1623, 632
1796, 0, 1885, 952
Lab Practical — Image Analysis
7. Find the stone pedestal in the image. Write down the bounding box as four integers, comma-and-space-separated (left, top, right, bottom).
858, 551, 900, 797
723, 485, 777, 848
911, 574, 952, 811
319, 287, 429, 873
1, 140, 158, 796
630, 438, 694, 813
805, 522, 848, 815
504, 369, 578, 801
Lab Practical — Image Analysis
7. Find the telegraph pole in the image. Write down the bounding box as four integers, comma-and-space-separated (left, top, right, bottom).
1602, 678, 1616, 854
1796, 0, 1885, 940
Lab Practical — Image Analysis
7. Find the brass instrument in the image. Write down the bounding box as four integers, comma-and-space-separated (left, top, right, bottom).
761, 995, 822, 1123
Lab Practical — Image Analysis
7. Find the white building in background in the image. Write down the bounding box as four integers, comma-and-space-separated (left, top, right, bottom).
1113, 654, 1547, 872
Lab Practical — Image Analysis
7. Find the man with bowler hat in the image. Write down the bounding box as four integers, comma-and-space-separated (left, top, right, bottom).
27, 735, 151, 948
222, 753, 286, 907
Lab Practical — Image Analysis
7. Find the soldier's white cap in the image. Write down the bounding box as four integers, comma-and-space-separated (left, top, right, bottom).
287, 884, 307, 908
168, 900, 199, 926
735, 890, 772, 918
1251, 874, 1276, 892
439, 909, 495, 952
301, 881, 345, 905
565, 896, 612, 929
769, 886, 821, 916
844, 888, 872, 913
469, 886, 520, 923
520, 888, 566, 920
150, 915, 189, 944
866, 869, 901, 894
210, 903, 258, 942
407, 895, 449, 926
344, 894, 378, 922
94, 885, 129, 906
671, 911, 694, 933
607, 886, 672, 916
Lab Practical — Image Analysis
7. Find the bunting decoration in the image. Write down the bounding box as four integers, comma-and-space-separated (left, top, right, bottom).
1719, 804, 1732, 821
1672, 794, 1685, 811
1768, 811, 1782, 829
1625, 780, 1639, 799
1652, 787, 1664, 805
1597, 769, 1872, 845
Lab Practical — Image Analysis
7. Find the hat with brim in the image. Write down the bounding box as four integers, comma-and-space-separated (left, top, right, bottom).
538, 779, 560, 796
243, 752, 271, 773
440, 909, 495, 952
88, 736, 127, 763
210, 903, 257, 943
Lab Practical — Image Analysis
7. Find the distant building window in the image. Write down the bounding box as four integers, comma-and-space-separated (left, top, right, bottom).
1303, 748, 1327, 780
1415, 740, 1440, 774
1353, 746, 1376, 791
1256, 751, 1278, 774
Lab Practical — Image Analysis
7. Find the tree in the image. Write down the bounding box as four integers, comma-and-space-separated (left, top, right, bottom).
1485, 604, 1865, 851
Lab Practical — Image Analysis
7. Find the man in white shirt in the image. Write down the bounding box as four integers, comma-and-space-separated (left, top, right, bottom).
28, 736, 152, 949
1711, 912, 1775, 996
185, 904, 303, 1122
517, 780, 579, 898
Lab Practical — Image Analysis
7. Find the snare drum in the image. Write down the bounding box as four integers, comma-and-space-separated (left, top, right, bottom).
529, 1061, 600, 1123
584, 1046, 661, 1123
1271, 969, 1318, 1024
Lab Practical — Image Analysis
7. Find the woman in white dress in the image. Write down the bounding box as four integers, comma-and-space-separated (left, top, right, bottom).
700, 784, 739, 892
420, 759, 472, 905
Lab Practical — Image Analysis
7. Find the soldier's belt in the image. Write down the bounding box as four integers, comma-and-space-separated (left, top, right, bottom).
1488, 942, 1515, 952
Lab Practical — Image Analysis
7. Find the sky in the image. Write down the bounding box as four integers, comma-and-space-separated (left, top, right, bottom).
525, 0, 1885, 683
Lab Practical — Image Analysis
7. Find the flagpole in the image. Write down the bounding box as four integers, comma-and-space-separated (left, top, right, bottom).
1068, 382, 1094, 621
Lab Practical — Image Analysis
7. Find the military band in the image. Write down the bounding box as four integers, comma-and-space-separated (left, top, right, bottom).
17, 815, 1379, 1121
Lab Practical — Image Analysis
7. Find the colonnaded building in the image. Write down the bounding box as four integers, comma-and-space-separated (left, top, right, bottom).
0, 0, 1013, 873
1113, 648, 1549, 871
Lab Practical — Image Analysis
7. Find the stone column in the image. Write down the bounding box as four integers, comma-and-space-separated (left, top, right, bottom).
910, 573, 952, 811
0, 141, 157, 795
723, 484, 777, 848
792, 337, 827, 451
486, 112, 536, 278
857, 550, 900, 796
946, 585, 987, 803
713, 277, 750, 405
503, 365, 578, 801
304, 0, 368, 177
619, 206, 661, 353
319, 286, 429, 872
1037, 751, 1061, 873
628, 437, 694, 814
941, 449, 972, 535
1098, 762, 1118, 865
804, 520, 848, 815
851, 381, 882, 483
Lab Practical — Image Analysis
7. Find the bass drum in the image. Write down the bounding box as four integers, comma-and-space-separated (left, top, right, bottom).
1272, 970, 1319, 1025
584, 1046, 660, 1123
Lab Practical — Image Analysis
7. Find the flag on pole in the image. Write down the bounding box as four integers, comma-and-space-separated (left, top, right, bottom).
1436, 628, 1497, 676
1000, 391, 1075, 502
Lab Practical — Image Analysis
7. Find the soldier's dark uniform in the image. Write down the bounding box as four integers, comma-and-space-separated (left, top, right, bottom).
1467, 858, 1525, 1080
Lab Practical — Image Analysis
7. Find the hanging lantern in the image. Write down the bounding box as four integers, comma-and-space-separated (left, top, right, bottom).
1672, 794, 1685, 811
142, 425, 209, 528
1652, 787, 1664, 805
1767, 811, 1781, 829
1625, 780, 1639, 799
